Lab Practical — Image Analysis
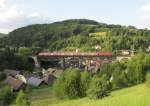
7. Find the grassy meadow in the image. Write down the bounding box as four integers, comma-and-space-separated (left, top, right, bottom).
27, 83, 150, 106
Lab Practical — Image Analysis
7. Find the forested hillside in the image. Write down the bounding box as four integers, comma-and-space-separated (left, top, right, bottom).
0, 33, 7, 38
0, 19, 150, 52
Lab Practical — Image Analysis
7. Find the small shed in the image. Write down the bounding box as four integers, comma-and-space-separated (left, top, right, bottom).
28, 77, 43, 87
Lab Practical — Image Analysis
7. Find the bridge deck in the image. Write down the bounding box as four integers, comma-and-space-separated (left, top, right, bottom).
38, 52, 113, 58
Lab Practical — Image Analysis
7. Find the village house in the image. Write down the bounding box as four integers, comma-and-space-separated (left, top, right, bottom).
94, 45, 102, 50
121, 50, 130, 55
27, 77, 44, 87
15, 74, 27, 83
6, 76, 26, 91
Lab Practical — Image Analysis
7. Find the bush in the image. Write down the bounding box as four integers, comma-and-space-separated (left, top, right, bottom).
87, 75, 111, 99
111, 70, 128, 89
54, 68, 83, 99
53, 73, 67, 99
0, 85, 15, 105
80, 71, 91, 96
98, 63, 112, 79
16, 90, 30, 106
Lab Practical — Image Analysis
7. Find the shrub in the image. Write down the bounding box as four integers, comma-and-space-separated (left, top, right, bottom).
80, 71, 91, 96
87, 75, 111, 99
99, 63, 112, 78
53, 72, 67, 99
0, 85, 15, 105
126, 58, 144, 85
111, 70, 128, 89
54, 68, 83, 99
135, 61, 144, 83
16, 90, 30, 106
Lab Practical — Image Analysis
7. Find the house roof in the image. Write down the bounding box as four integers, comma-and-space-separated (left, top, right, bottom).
4, 69, 20, 76
6, 76, 24, 91
28, 77, 43, 87
15, 74, 27, 83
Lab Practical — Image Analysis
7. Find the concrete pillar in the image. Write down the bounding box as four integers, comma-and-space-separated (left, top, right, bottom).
78, 57, 82, 68
60, 57, 65, 70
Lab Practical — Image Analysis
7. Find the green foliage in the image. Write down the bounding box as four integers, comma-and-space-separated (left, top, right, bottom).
143, 54, 150, 71
0, 85, 15, 105
111, 61, 128, 88
126, 60, 136, 85
1, 19, 150, 52
126, 53, 145, 85
0, 48, 34, 72
18, 46, 42, 55
99, 63, 112, 79
87, 75, 111, 99
0, 33, 7, 38
73, 25, 83, 35
80, 71, 91, 96
0, 72, 6, 82
135, 61, 144, 83
16, 90, 30, 106
145, 71, 150, 87
54, 68, 83, 99
112, 70, 128, 89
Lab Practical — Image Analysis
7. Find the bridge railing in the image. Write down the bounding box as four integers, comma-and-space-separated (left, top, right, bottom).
38, 52, 113, 57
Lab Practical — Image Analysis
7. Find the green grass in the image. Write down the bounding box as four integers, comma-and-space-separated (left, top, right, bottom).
28, 84, 150, 106
27, 86, 59, 106
89, 32, 107, 39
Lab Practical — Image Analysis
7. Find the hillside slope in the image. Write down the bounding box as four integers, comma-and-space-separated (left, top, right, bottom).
0, 33, 7, 38
29, 84, 150, 106
1, 19, 150, 52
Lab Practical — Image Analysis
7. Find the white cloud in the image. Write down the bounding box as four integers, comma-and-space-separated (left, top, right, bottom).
0, 0, 6, 8
141, 4, 150, 12
0, 5, 24, 23
139, 4, 150, 29
0, 5, 26, 33
28, 12, 41, 18
141, 14, 150, 20
140, 4, 150, 21
0, 2, 51, 33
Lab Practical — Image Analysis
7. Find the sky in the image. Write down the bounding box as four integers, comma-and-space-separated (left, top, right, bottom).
0, 0, 150, 33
